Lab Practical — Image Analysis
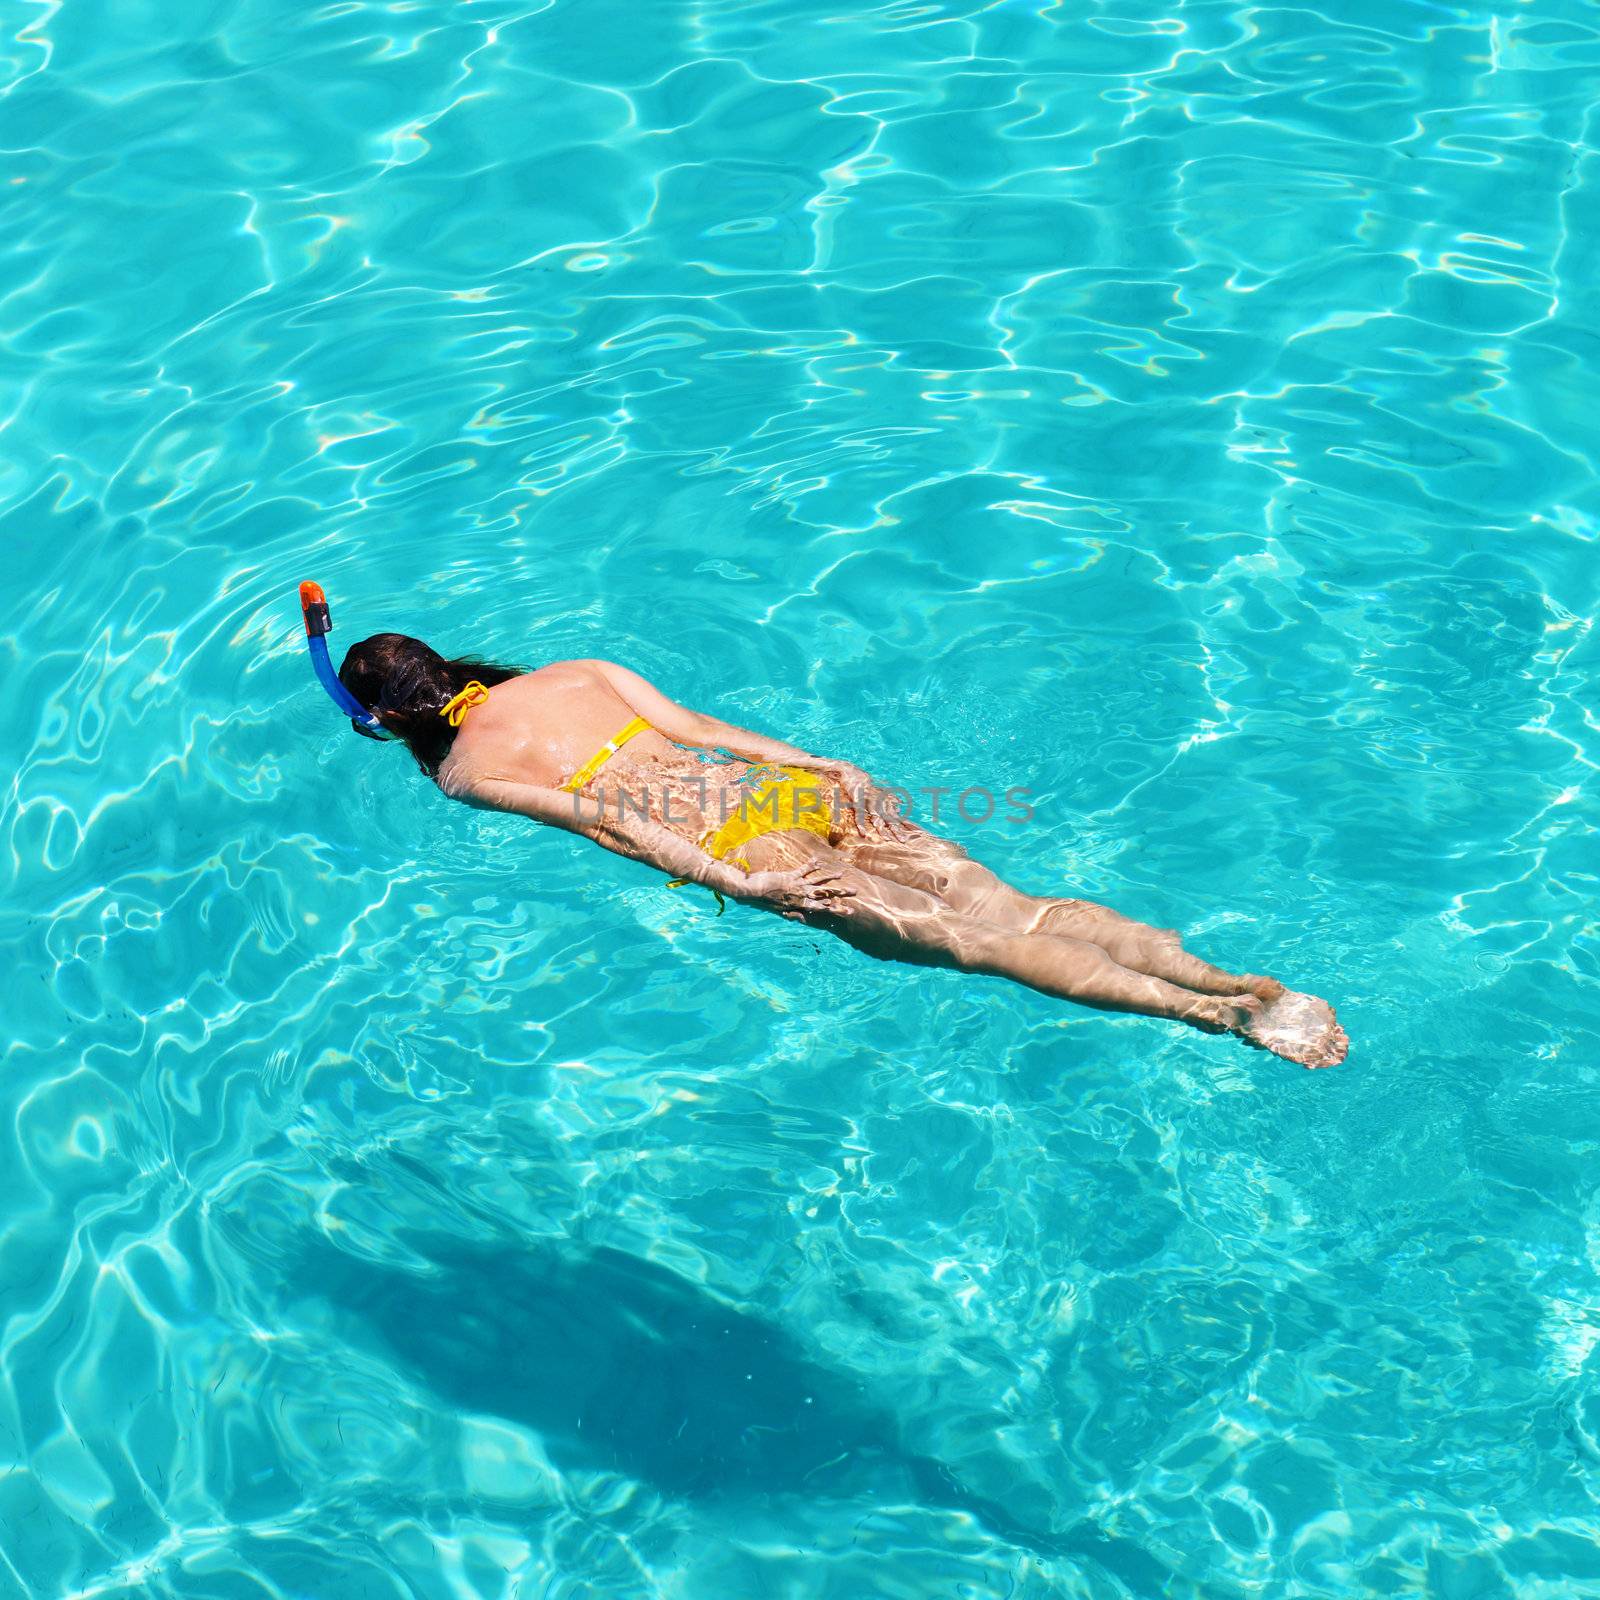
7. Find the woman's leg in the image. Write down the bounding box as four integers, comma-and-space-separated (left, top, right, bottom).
747, 835, 1260, 1034
1020, 900, 1284, 1002
838, 833, 1283, 1001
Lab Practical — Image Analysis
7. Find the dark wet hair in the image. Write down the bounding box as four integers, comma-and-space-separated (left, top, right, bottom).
338, 633, 523, 777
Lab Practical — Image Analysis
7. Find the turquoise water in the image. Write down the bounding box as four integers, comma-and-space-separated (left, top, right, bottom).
4, 0, 1599, 1593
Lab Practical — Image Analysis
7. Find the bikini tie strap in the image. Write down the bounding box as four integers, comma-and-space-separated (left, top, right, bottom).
439, 681, 490, 727
561, 715, 653, 793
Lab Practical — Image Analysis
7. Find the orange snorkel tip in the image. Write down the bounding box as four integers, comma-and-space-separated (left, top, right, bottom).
300, 579, 332, 637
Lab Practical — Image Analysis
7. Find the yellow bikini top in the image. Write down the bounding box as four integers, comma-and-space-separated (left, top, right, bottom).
439, 681, 490, 727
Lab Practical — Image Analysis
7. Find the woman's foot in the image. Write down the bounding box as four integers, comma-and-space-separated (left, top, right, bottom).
1186, 989, 1347, 1068
1186, 993, 1265, 1035
1241, 989, 1348, 1069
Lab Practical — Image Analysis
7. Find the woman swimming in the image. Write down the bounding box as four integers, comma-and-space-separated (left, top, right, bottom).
328, 624, 1348, 1069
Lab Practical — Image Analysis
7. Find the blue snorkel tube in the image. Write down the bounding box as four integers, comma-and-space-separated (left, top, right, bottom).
299, 580, 388, 738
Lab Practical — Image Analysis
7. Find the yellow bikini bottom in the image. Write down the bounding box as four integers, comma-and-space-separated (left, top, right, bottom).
667, 765, 834, 908
564, 722, 832, 905
696, 765, 834, 869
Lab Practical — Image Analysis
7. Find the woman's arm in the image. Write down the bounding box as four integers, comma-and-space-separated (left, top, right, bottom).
589, 661, 820, 766
589, 661, 912, 841
451, 774, 854, 911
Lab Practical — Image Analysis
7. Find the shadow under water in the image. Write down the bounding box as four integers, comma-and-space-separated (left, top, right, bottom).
297, 1232, 1171, 1586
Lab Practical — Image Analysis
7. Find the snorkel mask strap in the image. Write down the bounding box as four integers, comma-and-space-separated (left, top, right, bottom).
299, 580, 389, 737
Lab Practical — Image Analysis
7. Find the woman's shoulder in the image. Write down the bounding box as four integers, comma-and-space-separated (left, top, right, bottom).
532, 656, 625, 677
508, 657, 611, 686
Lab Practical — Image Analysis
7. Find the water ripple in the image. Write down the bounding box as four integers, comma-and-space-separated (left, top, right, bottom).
4, 0, 1600, 1594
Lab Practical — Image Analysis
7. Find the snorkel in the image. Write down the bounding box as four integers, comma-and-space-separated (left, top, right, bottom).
298, 580, 388, 738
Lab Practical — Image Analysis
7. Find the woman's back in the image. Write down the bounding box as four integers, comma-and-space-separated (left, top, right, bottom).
437, 660, 663, 793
